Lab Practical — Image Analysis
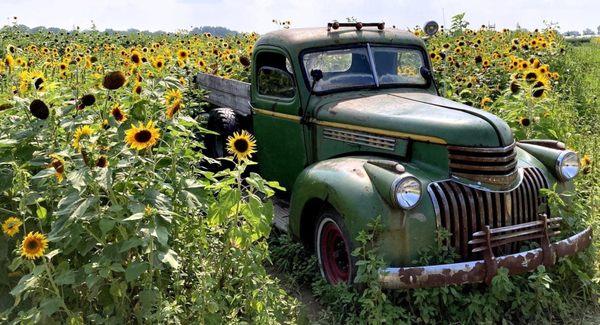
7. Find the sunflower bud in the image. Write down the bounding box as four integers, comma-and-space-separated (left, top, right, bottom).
29, 99, 49, 120
81, 94, 96, 107
102, 71, 126, 90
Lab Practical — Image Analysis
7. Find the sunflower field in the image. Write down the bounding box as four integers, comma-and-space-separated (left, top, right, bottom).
0, 14, 599, 323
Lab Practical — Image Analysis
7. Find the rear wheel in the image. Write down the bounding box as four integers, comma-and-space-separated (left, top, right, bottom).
315, 210, 356, 285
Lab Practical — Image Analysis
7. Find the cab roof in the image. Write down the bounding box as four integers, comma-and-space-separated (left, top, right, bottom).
255, 27, 426, 57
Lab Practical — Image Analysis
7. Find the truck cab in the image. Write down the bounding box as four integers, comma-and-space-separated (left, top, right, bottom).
196, 23, 591, 288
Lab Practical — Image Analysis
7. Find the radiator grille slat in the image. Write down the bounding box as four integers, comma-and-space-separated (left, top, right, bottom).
428, 167, 550, 260
448, 142, 518, 186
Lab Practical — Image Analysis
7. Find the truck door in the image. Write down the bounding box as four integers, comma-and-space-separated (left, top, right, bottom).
251, 48, 308, 190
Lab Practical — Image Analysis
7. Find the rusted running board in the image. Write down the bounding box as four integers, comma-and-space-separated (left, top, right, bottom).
379, 227, 592, 289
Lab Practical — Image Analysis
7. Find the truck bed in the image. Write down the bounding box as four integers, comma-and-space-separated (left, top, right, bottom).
194, 72, 251, 116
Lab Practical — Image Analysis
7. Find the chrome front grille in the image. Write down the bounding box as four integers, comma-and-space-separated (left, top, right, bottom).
323, 128, 396, 151
428, 167, 549, 260
448, 142, 518, 186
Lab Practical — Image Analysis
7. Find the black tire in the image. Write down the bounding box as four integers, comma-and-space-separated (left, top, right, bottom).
205, 108, 239, 159
315, 209, 357, 285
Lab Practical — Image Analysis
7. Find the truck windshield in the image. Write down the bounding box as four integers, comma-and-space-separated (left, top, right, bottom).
302, 45, 427, 93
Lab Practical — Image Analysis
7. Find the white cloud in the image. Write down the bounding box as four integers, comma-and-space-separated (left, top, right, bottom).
0, 0, 598, 33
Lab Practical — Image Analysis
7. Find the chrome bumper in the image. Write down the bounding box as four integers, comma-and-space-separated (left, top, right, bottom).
379, 227, 592, 289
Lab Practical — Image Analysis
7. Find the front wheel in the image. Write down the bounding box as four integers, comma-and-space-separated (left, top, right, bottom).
315, 210, 356, 285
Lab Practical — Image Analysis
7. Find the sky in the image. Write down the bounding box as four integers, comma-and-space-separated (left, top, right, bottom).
0, 0, 598, 34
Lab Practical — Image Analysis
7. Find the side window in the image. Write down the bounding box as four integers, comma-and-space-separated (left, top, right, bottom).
256, 51, 296, 99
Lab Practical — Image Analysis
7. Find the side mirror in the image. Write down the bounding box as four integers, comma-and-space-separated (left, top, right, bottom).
420, 66, 432, 80
310, 69, 323, 82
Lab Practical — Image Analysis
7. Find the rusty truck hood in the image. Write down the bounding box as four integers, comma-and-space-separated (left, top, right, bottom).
314, 91, 514, 147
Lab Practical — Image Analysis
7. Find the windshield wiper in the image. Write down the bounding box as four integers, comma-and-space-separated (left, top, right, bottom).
366, 43, 380, 88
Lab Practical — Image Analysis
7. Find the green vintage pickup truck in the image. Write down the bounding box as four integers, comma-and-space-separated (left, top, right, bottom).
195, 22, 592, 289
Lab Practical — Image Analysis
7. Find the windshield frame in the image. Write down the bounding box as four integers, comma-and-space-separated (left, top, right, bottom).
299, 43, 432, 95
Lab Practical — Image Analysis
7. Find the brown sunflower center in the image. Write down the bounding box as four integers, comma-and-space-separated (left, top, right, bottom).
525, 72, 537, 83
112, 109, 124, 121
134, 130, 152, 143
27, 240, 39, 251
234, 139, 249, 153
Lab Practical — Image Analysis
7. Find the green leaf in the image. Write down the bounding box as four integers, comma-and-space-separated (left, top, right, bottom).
55, 270, 76, 285
0, 139, 18, 148
31, 168, 55, 180
10, 266, 44, 301
158, 249, 180, 269
97, 168, 112, 191
150, 225, 169, 246
125, 262, 148, 282
36, 205, 47, 219
69, 197, 97, 221
99, 219, 115, 235
121, 213, 144, 222
40, 297, 63, 317
119, 238, 144, 253
46, 249, 60, 260
139, 289, 158, 314
67, 167, 89, 192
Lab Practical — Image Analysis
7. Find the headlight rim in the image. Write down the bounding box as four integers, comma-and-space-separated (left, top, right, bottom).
555, 150, 580, 182
391, 175, 422, 210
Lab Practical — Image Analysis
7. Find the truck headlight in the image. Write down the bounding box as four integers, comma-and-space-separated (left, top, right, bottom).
392, 176, 422, 209
556, 151, 580, 181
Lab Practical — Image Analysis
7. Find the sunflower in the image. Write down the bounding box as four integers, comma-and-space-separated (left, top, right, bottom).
166, 100, 182, 119
524, 69, 540, 84
130, 50, 142, 65
21, 232, 48, 260
96, 155, 108, 168
165, 88, 182, 105
581, 154, 592, 174
73, 125, 94, 151
111, 105, 127, 122
49, 154, 65, 182
177, 49, 189, 60
239, 56, 251, 67
532, 79, 548, 98
103, 71, 126, 90
480, 97, 493, 109
227, 130, 256, 161
133, 83, 142, 95
4, 54, 14, 68
125, 121, 160, 151
29, 99, 49, 120
510, 80, 521, 94
518, 117, 531, 127
152, 56, 165, 69
2, 217, 22, 237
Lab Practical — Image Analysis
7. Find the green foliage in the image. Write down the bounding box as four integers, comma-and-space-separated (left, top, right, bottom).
0, 27, 298, 323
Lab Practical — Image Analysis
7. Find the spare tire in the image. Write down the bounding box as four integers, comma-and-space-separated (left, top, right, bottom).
205, 108, 239, 159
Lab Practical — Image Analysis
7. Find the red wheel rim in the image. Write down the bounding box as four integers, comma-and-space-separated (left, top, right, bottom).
320, 221, 350, 284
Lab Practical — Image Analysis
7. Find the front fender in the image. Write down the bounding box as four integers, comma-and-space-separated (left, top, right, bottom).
289, 156, 439, 266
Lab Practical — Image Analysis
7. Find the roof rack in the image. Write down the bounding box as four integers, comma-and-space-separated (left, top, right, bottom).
327, 21, 385, 32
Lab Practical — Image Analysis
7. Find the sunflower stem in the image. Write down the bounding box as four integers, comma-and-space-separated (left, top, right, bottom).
43, 258, 73, 317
